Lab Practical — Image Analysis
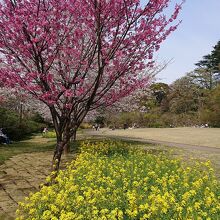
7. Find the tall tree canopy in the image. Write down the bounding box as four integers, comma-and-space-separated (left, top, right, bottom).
169, 76, 201, 114
196, 41, 220, 72
0, 0, 182, 170
191, 41, 220, 89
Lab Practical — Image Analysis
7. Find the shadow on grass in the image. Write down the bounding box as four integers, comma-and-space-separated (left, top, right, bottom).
0, 135, 167, 166
0, 134, 56, 165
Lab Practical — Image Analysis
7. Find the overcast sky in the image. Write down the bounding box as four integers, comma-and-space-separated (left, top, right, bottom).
144, 0, 220, 84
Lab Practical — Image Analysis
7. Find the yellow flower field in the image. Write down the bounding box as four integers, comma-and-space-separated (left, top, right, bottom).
16, 141, 220, 220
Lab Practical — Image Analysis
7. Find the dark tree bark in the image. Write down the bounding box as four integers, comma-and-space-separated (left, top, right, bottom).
63, 129, 71, 155
72, 129, 77, 141
52, 124, 79, 173
52, 141, 65, 172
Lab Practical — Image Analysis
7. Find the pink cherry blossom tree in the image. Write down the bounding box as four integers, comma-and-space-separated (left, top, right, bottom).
0, 0, 182, 170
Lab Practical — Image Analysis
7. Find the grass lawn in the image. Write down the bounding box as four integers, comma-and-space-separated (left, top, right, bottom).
0, 134, 56, 165
0, 132, 145, 166
97, 127, 220, 148
88, 128, 220, 179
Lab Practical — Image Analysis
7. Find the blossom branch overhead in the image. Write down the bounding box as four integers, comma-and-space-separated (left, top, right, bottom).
0, 0, 183, 169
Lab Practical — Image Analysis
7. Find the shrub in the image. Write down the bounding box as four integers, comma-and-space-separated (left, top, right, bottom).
0, 107, 44, 140
16, 142, 220, 220
30, 113, 46, 124
199, 85, 220, 127
42, 131, 57, 138
160, 112, 200, 127
143, 113, 165, 127
79, 122, 92, 129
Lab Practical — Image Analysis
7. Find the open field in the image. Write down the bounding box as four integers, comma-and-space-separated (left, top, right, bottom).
92, 127, 220, 148
87, 127, 220, 179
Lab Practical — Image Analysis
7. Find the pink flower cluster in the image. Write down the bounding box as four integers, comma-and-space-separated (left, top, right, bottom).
0, 0, 182, 112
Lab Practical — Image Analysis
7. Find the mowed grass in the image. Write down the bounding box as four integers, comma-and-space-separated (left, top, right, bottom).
0, 135, 56, 165
100, 127, 220, 148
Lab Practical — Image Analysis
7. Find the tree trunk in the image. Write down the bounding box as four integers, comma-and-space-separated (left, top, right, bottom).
64, 129, 71, 155
63, 127, 77, 154
64, 141, 70, 155
52, 141, 64, 172
72, 129, 77, 141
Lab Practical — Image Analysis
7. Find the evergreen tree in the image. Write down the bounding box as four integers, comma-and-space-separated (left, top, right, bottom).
191, 41, 220, 89
196, 41, 220, 73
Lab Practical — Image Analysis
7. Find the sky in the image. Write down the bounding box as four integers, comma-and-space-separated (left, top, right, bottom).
143, 0, 220, 84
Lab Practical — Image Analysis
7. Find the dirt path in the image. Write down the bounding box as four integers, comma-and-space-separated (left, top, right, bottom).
0, 152, 74, 219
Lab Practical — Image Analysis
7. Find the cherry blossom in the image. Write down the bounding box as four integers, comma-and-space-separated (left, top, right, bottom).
0, 0, 182, 170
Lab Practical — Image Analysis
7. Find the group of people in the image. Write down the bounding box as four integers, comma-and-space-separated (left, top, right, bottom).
0, 128, 11, 144
93, 124, 100, 131
124, 123, 137, 130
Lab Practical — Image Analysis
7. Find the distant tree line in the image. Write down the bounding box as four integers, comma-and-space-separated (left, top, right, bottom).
93, 41, 220, 128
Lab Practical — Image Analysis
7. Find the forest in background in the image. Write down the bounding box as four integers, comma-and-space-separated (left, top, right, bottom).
94, 41, 220, 128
